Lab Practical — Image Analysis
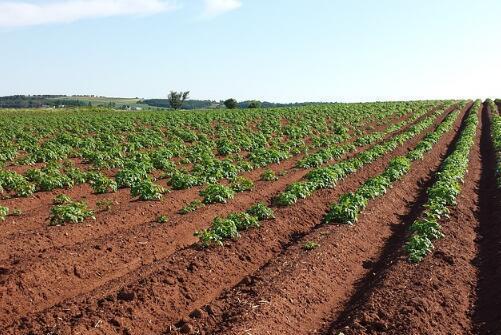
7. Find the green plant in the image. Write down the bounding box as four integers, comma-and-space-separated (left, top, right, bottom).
230, 176, 254, 192
404, 100, 480, 262
169, 171, 200, 190
306, 167, 338, 189
210, 217, 239, 239
260, 169, 278, 181
247, 202, 275, 220
303, 241, 320, 250
275, 182, 315, 206
405, 234, 433, 263
179, 199, 205, 214
488, 101, 501, 188
200, 184, 235, 204
157, 215, 169, 223
227, 212, 259, 230
131, 179, 166, 201
49, 200, 95, 226
247, 100, 261, 109
168, 90, 190, 110
87, 172, 117, 194
0, 206, 8, 221
25, 165, 73, 192
224, 98, 238, 109
115, 168, 148, 189
194, 228, 223, 247
325, 193, 368, 224
53, 194, 72, 205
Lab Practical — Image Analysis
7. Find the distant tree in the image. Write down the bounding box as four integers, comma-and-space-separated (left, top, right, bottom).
224, 98, 238, 109
168, 91, 190, 110
248, 100, 262, 109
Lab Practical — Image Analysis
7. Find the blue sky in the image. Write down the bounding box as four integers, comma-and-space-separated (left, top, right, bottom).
1, 0, 500, 102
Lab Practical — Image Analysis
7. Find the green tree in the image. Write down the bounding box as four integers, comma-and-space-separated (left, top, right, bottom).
224, 98, 238, 109
168, 91, 190, 110
248, 100, 262, 109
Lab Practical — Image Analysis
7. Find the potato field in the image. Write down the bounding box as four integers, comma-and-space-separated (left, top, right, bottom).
0, 100, 500, 335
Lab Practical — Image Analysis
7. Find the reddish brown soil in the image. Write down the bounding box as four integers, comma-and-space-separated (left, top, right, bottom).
0, 104, 458, 334
317, 104, 486, 335
3, 101, 498, 335
176, 101, 471, 335
473, 103, 501, 334
0, 107, 434, 323
0, 109, 421, 325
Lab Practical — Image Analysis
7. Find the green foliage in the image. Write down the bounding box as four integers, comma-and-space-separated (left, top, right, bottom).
210, 217, 239, 239
169, 171, 200, 190
247, 100, 262, 109
131, 179, 166, 201
0, 206, 8, 221
49, 200, 94, 226
230, 176, 254, 192
303, 241, 320, 250
194, 228, 223, 247
200, 184, 235, 204
248, 147, 290, 167
323, 103, 464, 227
87, 172, 117, 194
0, 170, 35, 197
64, 167, 87, 184
179, 199, 205, 214
227, 212, 260, 230
405, 100, 480, 262
305, 167, 338, 189
168, 91, 190, 110
157, 215, 169, 223
405, 234, 433, 263
275, 182, 315, 206
25, 165, 73, 192
53, 194, 72, 205
260, 169, 278, 181
325, 193, 368, 224
195, 204, 272, 247
488, 99, 501, 188
0, 99, 457, 231
224, 98, 238, 109
115, 168, 148, 189
247, 202, 275, 220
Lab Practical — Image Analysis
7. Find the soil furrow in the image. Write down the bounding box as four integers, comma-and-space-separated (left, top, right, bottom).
0, 106, 441, 325
183, 101, 470, 335
473, 103, 501, 334
0, 108, 415, 252
1, 105, 458, 334
321, 103, 482, 335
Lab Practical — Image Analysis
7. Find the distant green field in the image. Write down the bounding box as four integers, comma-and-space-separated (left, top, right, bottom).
46, 96, 150, 108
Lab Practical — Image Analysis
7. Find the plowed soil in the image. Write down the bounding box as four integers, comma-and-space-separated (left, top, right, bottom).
1, 101, 500, 335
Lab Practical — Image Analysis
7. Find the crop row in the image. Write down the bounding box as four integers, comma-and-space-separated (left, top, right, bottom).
0, 103, 431, 201
324, 103, 464, 225
190, 103, 464, 246
487, 99, 501, 187
274, 104, 458, 207
295, 101, 448, 169
405, 100, 480, 262
194, 203, 275, 246
0, 102, 427, 167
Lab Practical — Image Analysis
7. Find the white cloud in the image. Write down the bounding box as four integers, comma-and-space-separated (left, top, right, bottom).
0, 0, 175, 28
203, 0, 241, 17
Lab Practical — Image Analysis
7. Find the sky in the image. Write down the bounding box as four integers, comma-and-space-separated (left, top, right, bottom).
0, 0, 500, 102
